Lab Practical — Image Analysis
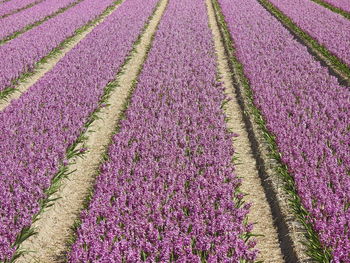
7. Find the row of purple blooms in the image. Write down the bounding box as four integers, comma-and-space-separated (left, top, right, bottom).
268, 0, 350, 68
322, 0, 350, 12
0, 0, 40, 17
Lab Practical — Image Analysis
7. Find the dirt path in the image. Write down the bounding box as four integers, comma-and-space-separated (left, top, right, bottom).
0, 0, 124, 112
206, 0, 285, 261
16, 0, 168, 262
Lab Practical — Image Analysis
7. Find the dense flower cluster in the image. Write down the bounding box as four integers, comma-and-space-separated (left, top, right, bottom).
218, 0, 350, 261
0, 0, 41, 17
0, 0, 157, 260
322, 0, 350, 12
68, 0, 257, 261
0, 0, 78, 40
0, 0, 116, 92
268, 0, 350, 67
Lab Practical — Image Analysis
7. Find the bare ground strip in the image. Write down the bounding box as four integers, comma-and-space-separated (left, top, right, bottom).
207, 0, 285, 262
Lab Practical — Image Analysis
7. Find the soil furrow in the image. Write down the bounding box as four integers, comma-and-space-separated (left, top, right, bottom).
207, 0, 285, 262
16, 0, 168, 261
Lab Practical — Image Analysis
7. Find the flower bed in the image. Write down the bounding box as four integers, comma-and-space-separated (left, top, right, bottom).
268, 0, 350, 67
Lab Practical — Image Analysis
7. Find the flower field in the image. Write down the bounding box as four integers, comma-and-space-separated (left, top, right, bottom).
267, 0, 350, 67
0, 0, 157, 260
0, 0, 79, 41
0, 0, 118, 95
69, 0, 256, 260
217, 0, 350, 260
320, 0, 350, 12
0, 0, 43, 17
0, 0, 349, 262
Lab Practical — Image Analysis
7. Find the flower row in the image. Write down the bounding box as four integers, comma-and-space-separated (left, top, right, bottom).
68, 0, 257, 261
218, 0, 350, 261
0, 0, 158, 260
0, 0, 117, 92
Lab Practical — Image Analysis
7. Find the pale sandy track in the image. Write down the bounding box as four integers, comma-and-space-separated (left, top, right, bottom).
0, 0, 124, 112
206, 0, 285, 262
16, 0, 168, 262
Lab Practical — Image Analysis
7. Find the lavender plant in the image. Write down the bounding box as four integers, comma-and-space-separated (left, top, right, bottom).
217, 0, 350, 261
0, 0, 158, 260
68, 0, 257, 261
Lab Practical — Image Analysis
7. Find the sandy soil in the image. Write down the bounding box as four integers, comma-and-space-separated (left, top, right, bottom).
206, 0, 285, 262
0, 1, 123, 112
16, 0, 168, 262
